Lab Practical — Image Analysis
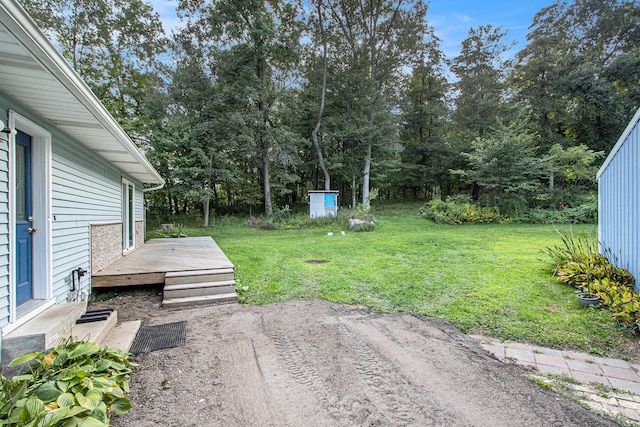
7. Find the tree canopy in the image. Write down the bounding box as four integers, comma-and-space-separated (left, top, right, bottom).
23, 0, 640, 221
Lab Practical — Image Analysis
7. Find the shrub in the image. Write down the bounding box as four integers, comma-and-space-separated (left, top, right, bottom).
0, 339, 136, 426
243, 217, 262, 228
512, 201, 597, 224
590, 278, 640, 326
419, 199, 503, 225
545, 230, 640, 331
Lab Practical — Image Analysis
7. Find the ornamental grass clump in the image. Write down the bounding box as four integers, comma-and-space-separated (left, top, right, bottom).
0, 338, 136, 427
545, 230, 640, 331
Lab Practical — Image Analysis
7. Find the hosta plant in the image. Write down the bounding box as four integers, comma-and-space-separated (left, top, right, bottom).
0, 338, 136, 426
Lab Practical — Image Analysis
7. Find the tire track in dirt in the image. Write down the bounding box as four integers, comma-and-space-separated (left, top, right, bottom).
216, 338, 283, 427
270, 332, 344, 422
338, 322, 417, 424
105, 295, 620, 427
341, 315, 507, 427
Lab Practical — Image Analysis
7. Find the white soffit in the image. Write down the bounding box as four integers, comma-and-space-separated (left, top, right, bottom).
0, 0, 164, 185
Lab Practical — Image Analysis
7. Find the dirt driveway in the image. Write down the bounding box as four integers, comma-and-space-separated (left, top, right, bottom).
95, 288, 618, 426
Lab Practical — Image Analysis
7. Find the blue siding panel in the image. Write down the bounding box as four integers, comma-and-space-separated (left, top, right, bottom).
599, 112, 640, 289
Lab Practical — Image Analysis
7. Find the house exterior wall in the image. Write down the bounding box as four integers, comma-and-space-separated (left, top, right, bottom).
90, 223, 122, 275
0, 106, 10, 325
135, 186, 144, 246
598, 109, 640, 289
0, 93, 145, 329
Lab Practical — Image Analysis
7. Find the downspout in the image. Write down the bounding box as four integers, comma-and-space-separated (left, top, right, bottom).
142, 182, 165, 242
142, 182, 165, 193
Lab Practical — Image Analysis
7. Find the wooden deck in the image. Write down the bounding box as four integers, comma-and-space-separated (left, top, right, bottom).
92, 237, 234, 288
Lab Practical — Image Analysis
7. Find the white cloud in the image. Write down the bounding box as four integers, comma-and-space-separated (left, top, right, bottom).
148, 0, 183, 35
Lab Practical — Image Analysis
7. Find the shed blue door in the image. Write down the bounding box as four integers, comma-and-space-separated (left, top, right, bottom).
15, 131, 33, 306
324, 193, 335, 207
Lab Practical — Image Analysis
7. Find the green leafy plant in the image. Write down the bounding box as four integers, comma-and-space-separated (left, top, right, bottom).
0, 339, 137, 426
159, 224, 187, 238
590, 278, 640, 326
419, 199, 503, 225
545, 230, 639, 331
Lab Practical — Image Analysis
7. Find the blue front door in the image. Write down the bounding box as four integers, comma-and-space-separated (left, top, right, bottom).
15, 131, 33, 306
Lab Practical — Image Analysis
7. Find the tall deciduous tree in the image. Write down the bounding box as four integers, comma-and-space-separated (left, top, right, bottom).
450, 25, 513, 141
308, 0, 332, 191
512, 3, 571, 151
451, 121, 545, 214
325, 0, 427, 207
400, 31, 450, 199
513, 0, 640, 154
23, 0, 166, 138
177, 0, 302, 217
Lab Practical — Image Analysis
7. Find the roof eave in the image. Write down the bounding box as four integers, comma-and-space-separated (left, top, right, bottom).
0, 0, 164, 186
597, 107, 640, 180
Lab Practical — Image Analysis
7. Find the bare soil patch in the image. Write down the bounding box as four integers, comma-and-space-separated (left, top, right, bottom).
92, 287, 618, 426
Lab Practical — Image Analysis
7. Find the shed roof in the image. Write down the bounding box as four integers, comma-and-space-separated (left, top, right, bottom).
597, 107, 640, 180
0, 0, 164, 185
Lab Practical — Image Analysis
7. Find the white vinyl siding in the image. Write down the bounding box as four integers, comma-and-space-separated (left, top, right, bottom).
51, 140, 142, 302
0, 123, 9, 327
135, 186, 144, 220
0, 92, 147, 326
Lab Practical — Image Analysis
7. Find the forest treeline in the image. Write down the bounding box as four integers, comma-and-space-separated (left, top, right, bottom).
22, 0, 640, 223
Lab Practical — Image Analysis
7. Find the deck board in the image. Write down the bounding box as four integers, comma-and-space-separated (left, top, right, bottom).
92, 237, 234, 288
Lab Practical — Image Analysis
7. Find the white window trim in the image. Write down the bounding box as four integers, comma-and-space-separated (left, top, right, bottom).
6, 111, 53, 326
122, 178, 135, 254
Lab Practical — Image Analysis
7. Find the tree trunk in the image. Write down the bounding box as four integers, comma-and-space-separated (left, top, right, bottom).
262, 142, 272, 217
203, 198, 210, 227
362, 6, 378, 209
362, 137, 372, 208
543, 113, 553, 139
417, 169, 425, 199
351, 175, 357, 208
312, 0, 331, 191
472, 183, 480, 201
257, 53, 273, 218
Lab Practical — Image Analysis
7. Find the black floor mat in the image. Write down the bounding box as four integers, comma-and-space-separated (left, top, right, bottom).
129, 321, 187, 354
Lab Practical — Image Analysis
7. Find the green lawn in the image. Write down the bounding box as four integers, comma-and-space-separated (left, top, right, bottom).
149, 204, 637, 358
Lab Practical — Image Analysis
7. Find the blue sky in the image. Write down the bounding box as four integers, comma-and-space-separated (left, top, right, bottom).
427, 0, 555, 59
150, 0, 556, 59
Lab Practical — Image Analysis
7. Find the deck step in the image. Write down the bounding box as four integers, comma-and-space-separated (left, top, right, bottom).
164, 268, 235, 285
162, 292, 237, 308
163, 280, 236, 299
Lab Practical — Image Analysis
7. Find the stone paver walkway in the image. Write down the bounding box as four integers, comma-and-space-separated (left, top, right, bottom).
474, 336, 640, 425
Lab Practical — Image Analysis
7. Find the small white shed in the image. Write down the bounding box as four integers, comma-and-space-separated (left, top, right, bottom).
309, 191, 339, 218
597, 107, 640, 289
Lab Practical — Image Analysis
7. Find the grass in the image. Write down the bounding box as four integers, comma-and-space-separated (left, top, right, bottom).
148, 202, 638, 357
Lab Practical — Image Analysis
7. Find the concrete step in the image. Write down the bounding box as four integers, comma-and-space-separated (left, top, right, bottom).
162, 292, 237, 308
2, 301, 87, 365
70, 310, 118, 347
165, 268, 235, 285
102, 320, 142, 354
163, 280, 236, 299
